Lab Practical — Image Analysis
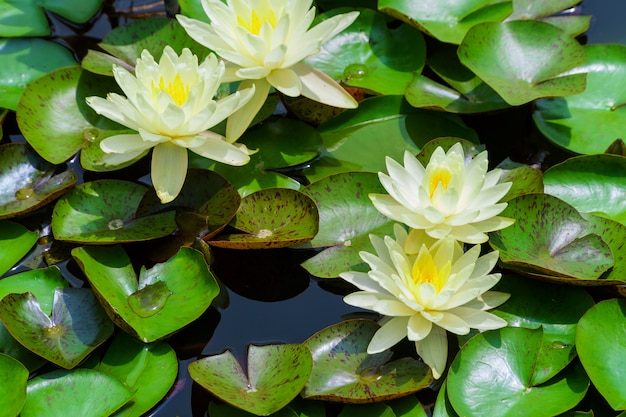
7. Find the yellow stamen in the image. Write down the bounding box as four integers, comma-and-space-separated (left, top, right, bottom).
429, 166, 452, 199
411, 249, 451, 293
157, 74, 190, 106
237, 8, 276, 35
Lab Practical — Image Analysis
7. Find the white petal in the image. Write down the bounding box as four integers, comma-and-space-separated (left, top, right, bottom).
367, 316, 409, 354
100, 134, 154, 154
206, 85, 256, 130
340, 271, 388, 294
189, 135, 251, 166
151, 142, 188, 204
415, 325, 448, 379
447, 307, 508, 331
226, 79, 271, 141
407, 313, 433, 341
267, 68, 302, 97
291, 62, 357, 108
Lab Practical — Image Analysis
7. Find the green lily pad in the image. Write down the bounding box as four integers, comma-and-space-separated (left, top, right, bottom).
0, 38, 76, 110
432, 382, 458, 417
458, 20, 587, 106
72, 245, 219, 342
507, 0, 590, 37
414, 137, 484, 165
578, 213, 626, 283
0, 143, 77, 219
97, 332, 178, 417
51, 179, 177, 243
189, 344, 312, 416
302, 319, 432, 402
0, 287, 113, 369
208, 402, 299, 417
0, 220, 38, 276
300, 172, 395, 278
305, 8, 425, 95
0, 353, 28, 417
491, 274, 595, 384
576, 299, 626, 411
16, 65, 138, 167
21, 369, 133, 417
303, 95, 478, 182
82, 17, 208, 76
210, 188, 318, 249
544, 154, 626, 225
338, 403, 398, 417
447, 327, 589, 417
496, 158, 544, 202
378, 0, 512, 45
534, 44, 626, 155
488, 193, 614, 281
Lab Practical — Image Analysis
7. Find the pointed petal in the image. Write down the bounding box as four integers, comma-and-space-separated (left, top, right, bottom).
407, 313, 433, 341
226, 79, 271, 141
100, 134, 154, 154
267, 68, 302, 97
151, 142, 188, 204
189, 134, 251, 166
291, 63, 357, 108
415, 325, 448, 379
367, 316, 409, 354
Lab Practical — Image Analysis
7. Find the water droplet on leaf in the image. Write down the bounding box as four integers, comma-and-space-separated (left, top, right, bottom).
83, 128, 99, 142
108, 219, 124, 230
358, 366, 382, 382
128, 281, 173, 318
15, 187, 34, 200
343, 64, 368, 80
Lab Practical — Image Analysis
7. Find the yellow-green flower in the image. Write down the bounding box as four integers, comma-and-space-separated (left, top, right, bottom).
85, 46, 255, 203
370, 143, 515, 244
177, 0, 359, 141
340, 225, 509, 379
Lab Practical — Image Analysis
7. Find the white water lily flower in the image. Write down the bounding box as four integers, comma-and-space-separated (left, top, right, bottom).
85, 46, 255, 203
370, 143, 515, 244
177, 0, 359, 141
340, 224, 509, 379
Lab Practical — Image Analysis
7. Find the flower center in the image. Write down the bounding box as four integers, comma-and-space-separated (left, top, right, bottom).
238, 8, 277, 35
158, 74, 190, 106
411, 249, 451, 293
428, 166, 452, 199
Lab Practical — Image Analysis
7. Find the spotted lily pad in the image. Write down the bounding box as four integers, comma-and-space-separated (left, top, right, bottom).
209, 188, 318, 249
51, 179, 177, 243
488, 193, 615, 281
0, 220, 38, 276
458, 20, 587, 106
189, 344, 312, 416
72, 245, 219, 342
300, 172, 395, 278
0, 143, 77, 219
305, 8, 426, 95
21, 369, 133, 417
0, 287, 113, 369
447, 327, 589, 416
0, 353, 28, 417
506, 0, 590, 37
302, 319, 432, 402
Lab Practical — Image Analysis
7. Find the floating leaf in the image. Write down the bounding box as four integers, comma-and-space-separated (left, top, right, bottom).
0, 353, 28, 417
0, 220, 38, 276
447, 327, 589, 417
21, 369, 133, 417
458, 20, 587, 106
496, 158, 544, 201
189, 344, 312, 416
305, 8, 426, 95
506, 0, 590, 37
338, 403, 397, 417
72, 245, 219, 342
210, 188, 318, 249
0, 143, 77, 219
577, 299, 626, 411
488, 193, 614, 281
302, 320, 432, 402
0, 287, 113, 369
208, 402, 299, 417
578, 213, 626, 283
51, 179, 177, 243
300, 172, 395, 278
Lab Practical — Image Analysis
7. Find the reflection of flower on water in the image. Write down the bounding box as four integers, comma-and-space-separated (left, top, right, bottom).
177, 0, 360, 141
370, 143, 515, 244
86, 46, 255, 203
340, 225, 509, 379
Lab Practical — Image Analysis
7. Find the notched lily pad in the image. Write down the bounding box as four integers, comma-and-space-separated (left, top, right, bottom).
302, 319, 432, 403
0, 287, 113, 369
189, 344, 312, 416
489, 193, 615, 281
209, 188, 318, 249
0, 143, 77, 219
52, 179, 177, 243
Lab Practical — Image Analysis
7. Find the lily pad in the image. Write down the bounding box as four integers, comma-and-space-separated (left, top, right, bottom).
0, 143, 77, 219
534, 44, 626, 155
496, 158, 544, 202
578, 213, 626, 283
97, 332, 178, 417
506, 0, 590, 37
72, 245, 219, 342
447, 327, 589, 417
208, 402, 299, 417
305, 8, 426, 95
0, 38, 76, 110
458, 20, 587, 106
300, 172, 395, 278
378, 0, 512, 45
488, 193, 614, 281
51, 179, 177, 243
189, 344, 312, 416
0, 220, 38, 276
209, 188, 318, 249
544, 154, 626, 225
0, 353, 28, 417
576, 299, 626, 411
21, 369, 133, 417
302, 319, 432, 402
0, 287, 113, 369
